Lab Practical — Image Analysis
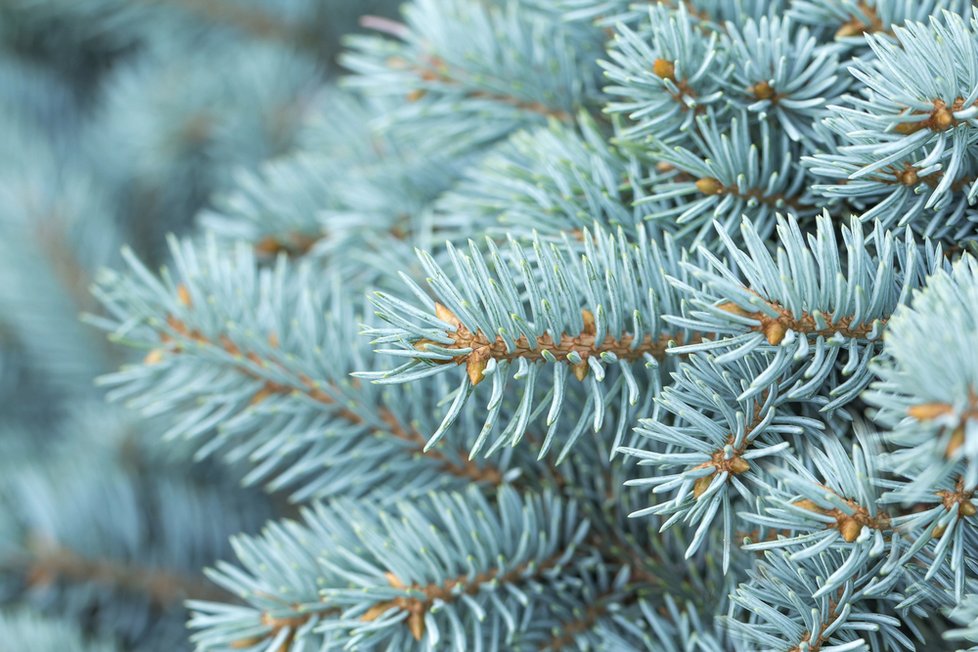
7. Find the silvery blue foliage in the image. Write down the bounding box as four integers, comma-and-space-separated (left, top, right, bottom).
640, 112, 816, 242
342, 0, 607, 158
787, 0, 977, 44
622, 351, 822, 571
0, 2, 384, 650
669, 213, 939, 410
868, 257, 978, 492
362, 225, 693, 461
602, 4, 728, 146
189, 487, 591, 651
726, 548, 919, 651
0, 610, 119, 652
86, 35, 320, 259
947, 593, 978, 647
12, 0, 978, 649
92, 236, 546, 503
805, 9, 978, 239
433, 113, 658, 241
718, 16, 850, 143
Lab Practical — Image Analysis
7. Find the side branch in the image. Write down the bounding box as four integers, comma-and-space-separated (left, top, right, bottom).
17, 538, 228, 606
694, 177, 810, 211
149, 289, 503, 486
893, 97, 976, 135
422, 304, 687, 385
718, 299, 883, 345
362, 554, 565, 641
393, 54, 573, 122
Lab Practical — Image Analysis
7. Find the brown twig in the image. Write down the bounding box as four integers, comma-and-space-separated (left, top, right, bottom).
19, 538, 227, 606
717, 297, 882, 346
148, 288, 503, 486
393, 54, 574, 122
694, 176, 811, 212
362, 554, 565, 641
420, 304, 690, 386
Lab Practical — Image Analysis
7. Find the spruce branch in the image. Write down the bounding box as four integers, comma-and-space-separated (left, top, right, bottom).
0, 453, 270, 649
189, 476, 727, 651
39, 0, 978, 647
362, 225, 694, 460
788, 0, 976, 43
0, 610, 119, 652
190, 487, 592, 650
719, 15, 850, 142
867, 255, 978, 494
805, 11, 978, 239
199, 89, 460, 272
151, 0, 315, 48
602, 4, 726, 146
91, 237, 517, 502
434, 113, 654, 241
621, 352, 821, 570
642, 112, 816, 241
726, 548, 918, 651
13, 538, 229, 606
669, 212, 936, 409
153, 290, 502, 487
341, 0, 606, 156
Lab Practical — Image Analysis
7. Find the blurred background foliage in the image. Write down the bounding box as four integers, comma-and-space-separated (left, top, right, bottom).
0, 1, 399, 648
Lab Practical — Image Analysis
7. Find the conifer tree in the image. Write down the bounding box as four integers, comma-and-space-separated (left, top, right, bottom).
6, 1, 978, 650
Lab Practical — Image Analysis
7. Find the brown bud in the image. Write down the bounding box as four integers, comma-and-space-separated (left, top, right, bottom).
839, 518, 861, 543
695, 177, 724, 195
167, 315, 188, 336
947, 425, 966, 458
254, 236, 283, 257
961, 501, 977, 517
897, 167, 919, 186
144, 349, 164, 365
434, 302, 461, 328
406, 88, 427, 102
361, 603, 390, 622
220, 335, 241, 357
385, 572, 406, 589
750, 81, 776, 100
764, 320, 787, 345
652, 58, 675, 81
933, 107, 954, 130
693, 473, 714, 498
580, 309, 596, 335
835, 21, 865, 39
250, 386, 272, 406
572, 361, 589, 382
907, 402, 953, 420
933, 524, 947, 539
177, 284, 192, 307
893, 120, 924, 135
729, 457, 750, 475
717, 302, 755, 319
408, 610, 425, 641
793, 498, 823, 513
467, 356, 488, 386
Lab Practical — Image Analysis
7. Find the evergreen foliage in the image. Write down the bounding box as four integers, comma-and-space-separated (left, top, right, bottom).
8, 0, 978, 650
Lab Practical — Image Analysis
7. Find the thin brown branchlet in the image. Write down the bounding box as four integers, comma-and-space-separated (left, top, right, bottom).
146, 287, 503, 485
416, 303, 686, 386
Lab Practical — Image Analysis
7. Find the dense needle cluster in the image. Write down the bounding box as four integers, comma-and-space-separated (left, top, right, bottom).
8, 0, 978, 651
